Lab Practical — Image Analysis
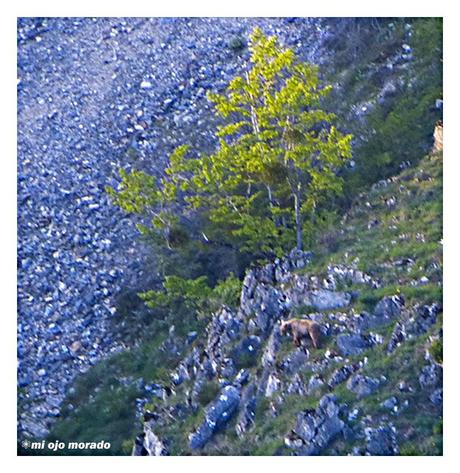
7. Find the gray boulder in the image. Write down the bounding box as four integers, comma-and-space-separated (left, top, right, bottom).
365, 424, 399, 455
241, 271, 258, 302
189, 385, 241, 450
336, 334, 370, 356
252, 286, 285, 333
309, 289, 351, 311
429, 388, 443, 406
308, 374, 325, 393
205, 306, 242, 371
387, 322, 407, 353
326, 264, 378, 289
261, 328, 281, 368
143, 424, 168, 456
419, 363, 442, 389
328, 362, 361, 389
374, 295, 404, 321
280, 349, 309, 374
287, 373, 308, 396
235, 382, 258, 437
406, 303, 441, 336
240, 261, 288, 330
281, 273, 351, 312
265, 372, 282, 397
388, 303, 441, 353
381, 396, 398, 410
288, 248, 313, 269
347, 374, 380, 399
132, 423, 168, 456
291, 394, 344, 455
209, 307, 242, 345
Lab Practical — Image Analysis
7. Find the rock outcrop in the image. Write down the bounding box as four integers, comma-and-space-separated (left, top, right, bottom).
347, 374, 381, 399
287, 394, 344, 455
132, 245, 442, 455
189, 385, 241, 450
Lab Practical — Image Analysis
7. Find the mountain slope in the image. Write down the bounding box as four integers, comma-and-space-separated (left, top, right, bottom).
128, 149, 442, 456
155, 148, 442, 455
18, 18, 442, 445
41, 135, 442, 457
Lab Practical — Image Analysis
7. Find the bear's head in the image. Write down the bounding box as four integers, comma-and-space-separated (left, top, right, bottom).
279, 319, 291, 336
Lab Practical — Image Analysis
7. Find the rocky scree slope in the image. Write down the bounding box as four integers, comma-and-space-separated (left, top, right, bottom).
132, 152, 442, 456
17, 17, 327, 440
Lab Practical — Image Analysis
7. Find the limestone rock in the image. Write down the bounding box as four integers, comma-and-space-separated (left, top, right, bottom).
132, 423, 168, 456
374, 295, 404, 322
189, 385, 240, 449
347, 374, 380, 399
419, 363, 442, 389
290, 394, 344, 455
328, 362, 361, 389
365, 424, 399, 455
265, 373, 282, 397
336, 333, 370, 356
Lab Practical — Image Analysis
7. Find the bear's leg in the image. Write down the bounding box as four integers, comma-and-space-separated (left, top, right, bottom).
299, 335, 309, 354
309, 330, 319, 349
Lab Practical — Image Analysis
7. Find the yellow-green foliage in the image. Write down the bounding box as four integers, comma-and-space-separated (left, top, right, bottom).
108, 28, 352, 258
430, 339, 443, 365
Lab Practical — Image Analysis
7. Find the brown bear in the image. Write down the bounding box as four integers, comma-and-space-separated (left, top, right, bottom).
279, 318, 321, 349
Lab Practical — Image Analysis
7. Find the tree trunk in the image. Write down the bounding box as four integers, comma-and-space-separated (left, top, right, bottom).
246, 182, 252, 198
266, 184, 273, 207
293, 189, 303, 251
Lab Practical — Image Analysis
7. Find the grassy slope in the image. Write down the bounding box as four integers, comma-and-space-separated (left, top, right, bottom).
230, 151, 442, 455
144, 151, 443, 456
44, 151, 442, 455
